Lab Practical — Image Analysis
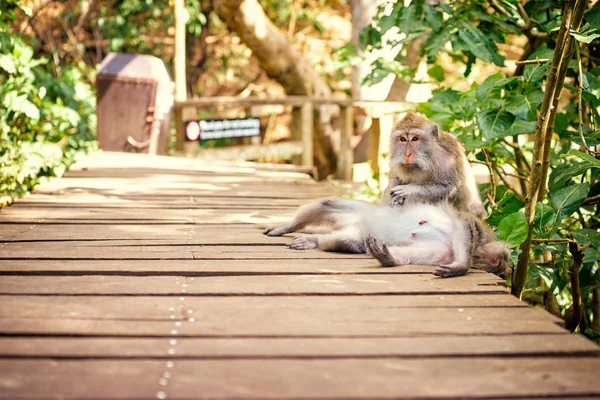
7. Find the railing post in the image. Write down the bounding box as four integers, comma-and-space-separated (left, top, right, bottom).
368, 117, 381, 176
337, 104, 354, 180
174, 106, 184, 152
301, 102, 314, 168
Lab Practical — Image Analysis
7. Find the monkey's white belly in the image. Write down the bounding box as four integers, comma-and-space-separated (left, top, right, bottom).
359, 203, 456, 264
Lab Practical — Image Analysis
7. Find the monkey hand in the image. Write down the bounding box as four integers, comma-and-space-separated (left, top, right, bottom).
433, 262, 469, 278
389, 184, 417, 207
263, 225, 294, 237
364, 235, 397, 267
289, 235, 318, 250
389, 194, 406, 207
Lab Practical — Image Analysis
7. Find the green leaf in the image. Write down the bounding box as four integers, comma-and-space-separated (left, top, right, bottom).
533, 202, 556, 235
8, 93, 40, 120
423, 5, 442, 32
423, 26, 454, 62
550, 182, 590, 220
586, 3, 600, 31
476, 109, 515, 140
475, 73, 503, 102
570, 24, 600, 44
497, 211, 528, 247
522, 47, 553, 83
505, 91, 544, 120
566, 149, 600, 168
504, 118, 537, 137
488, 191, 525, 226
359, 25, 381, 51
456, 21, 504, 66
572, 229, 600, 248
398, 4, 422, 33
549, 161, 592, 192
0, 54, 16, 74
427, 64, 445, 82
379, 5, 402, 34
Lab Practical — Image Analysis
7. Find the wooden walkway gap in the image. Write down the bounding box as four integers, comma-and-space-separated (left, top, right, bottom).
0, 151, 599, 399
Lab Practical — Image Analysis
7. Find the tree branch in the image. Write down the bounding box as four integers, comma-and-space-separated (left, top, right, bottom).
514, 59, 550, 66
482, 149, 497, 207
575, 42, 590, 153
565, 241, 584, 331
512, 0, 587, 297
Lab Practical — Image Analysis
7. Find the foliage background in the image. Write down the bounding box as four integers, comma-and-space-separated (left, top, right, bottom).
1, 1, 97, 205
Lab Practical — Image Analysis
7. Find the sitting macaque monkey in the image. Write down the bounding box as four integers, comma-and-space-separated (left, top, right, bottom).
264, 197, 509, 278
384, 112, 487, 219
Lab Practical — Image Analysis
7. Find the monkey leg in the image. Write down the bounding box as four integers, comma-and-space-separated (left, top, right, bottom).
366, 236, 454, 268
433, 262, 469, 278
364, 235, 396, 267
433, 218, 472, 278
289, 235, 319, 250
264, 197, 362, 237
290, 230, 364, 253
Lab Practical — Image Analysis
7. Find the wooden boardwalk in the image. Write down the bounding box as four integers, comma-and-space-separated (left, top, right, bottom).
0, 151, 599, 399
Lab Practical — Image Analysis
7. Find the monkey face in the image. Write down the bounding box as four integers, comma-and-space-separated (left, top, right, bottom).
396, 130, 423, 167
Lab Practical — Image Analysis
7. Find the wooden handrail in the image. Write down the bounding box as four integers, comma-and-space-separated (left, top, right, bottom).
174, 96, 409, 180
174, 96, 407, 110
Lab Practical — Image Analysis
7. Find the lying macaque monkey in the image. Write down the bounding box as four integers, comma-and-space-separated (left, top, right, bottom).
264, 197, 509, 278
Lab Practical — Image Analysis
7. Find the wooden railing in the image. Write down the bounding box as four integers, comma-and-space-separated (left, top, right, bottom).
173, 96, 409, 180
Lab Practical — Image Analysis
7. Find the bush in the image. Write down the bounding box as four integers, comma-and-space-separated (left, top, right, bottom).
0, 2, 97, 205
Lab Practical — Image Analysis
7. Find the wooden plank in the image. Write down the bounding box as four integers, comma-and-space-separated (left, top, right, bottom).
3, 225, 290, 243
30, 177, 330, 192
2, 334, 598, 358
0, 294, 530, 315
0, 259, 468, 274
67, 152, 317, 175
0, 225, 29, 240
10, 196, 305, 208
0, 317, 566, 337
0, 295, 548, 321
59, 167, 315, 181
0, 244, 371, 259
2, 357, 600, 399
0, 274, 505, 295
0, 208, 295, 224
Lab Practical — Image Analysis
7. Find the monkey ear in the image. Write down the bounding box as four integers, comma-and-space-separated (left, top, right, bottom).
432, 124, 439, 137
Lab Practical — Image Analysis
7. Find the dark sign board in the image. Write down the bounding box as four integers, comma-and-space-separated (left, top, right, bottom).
184, 118, 260, 142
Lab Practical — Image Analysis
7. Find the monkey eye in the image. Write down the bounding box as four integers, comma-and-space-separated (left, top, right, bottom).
399, 137, 407, 142
411, 136, 419, 142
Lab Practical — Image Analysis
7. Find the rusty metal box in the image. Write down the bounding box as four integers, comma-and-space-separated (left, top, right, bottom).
96, 53, 174, 154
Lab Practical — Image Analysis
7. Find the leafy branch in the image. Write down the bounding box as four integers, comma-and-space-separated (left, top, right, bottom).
512, 0, 588, 297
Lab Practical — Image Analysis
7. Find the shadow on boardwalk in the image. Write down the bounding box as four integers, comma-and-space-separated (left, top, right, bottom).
0, 152, 599, 399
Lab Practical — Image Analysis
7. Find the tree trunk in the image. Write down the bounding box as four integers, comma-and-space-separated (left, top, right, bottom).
213, 0, 337, 176
350, 0, 380, 100
511, 0, 588, 297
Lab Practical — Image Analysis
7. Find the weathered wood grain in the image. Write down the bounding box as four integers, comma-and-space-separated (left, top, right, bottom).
0, 296, 549, 322
0, 259, 461, 274
0, 274, 505, 295
0, 317, 567, 337
2, 358, 600, 399
2, 334, 598, 358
